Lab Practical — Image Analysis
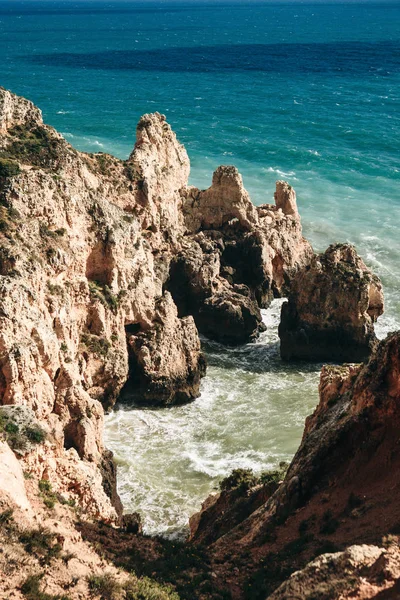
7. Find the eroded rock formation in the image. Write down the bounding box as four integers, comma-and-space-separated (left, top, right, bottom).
279, 243, 384, 362
269, 544, 400, 600
0, 87, 392, 600
0, 87, 315, 529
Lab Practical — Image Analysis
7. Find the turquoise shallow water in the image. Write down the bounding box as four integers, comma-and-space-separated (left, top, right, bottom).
1, 0, 399, 536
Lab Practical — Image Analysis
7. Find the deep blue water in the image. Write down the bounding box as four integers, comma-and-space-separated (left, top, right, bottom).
1, 0, 399, 535
1, 0, 399, 318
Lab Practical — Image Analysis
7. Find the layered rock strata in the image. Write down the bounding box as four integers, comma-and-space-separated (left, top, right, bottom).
279, 243, 384, 362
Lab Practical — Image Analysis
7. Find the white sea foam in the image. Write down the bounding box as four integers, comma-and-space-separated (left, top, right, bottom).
264, 167, 296, 177
105, 299, 320, 538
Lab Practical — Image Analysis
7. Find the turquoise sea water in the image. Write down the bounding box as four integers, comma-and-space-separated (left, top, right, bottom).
1, 1, 399, 536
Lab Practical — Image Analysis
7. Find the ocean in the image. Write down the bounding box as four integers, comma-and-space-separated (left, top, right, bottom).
1, 0, 399, 537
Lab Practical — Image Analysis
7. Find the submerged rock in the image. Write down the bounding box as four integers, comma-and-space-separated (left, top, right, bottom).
279, 243, 384, 362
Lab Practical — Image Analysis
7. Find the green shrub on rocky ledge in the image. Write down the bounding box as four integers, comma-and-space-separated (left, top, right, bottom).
219, 469, 259, 492
81, 332, 111, 357
19, 526, 62, 564
3, 124, 64, 169
87, 573, 122, 599
0, 157, 20, 178
219, 462, 289, 494
0, 406, 46, 453
124, 576, 180, 600
88, 280, 120, 313
38, 480, 58, 509
21, 573, 71, 600
259, 461, 289, 486
87, 572, 180, 600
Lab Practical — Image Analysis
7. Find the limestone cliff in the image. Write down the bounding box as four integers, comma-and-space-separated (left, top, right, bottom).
0, 87, 314, 531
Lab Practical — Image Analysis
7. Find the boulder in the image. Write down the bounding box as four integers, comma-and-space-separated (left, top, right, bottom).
197, 285, 265, 346
269, 545, 398, 600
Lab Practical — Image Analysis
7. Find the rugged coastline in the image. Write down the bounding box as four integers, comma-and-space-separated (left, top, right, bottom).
0, 87, 398, 600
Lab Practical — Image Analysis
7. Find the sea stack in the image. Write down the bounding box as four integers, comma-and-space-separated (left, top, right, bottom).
279, 243, 384, 362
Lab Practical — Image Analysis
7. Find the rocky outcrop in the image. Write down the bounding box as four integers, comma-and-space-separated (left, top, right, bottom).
122, 292, 206, 406
1, 87, 392, 600
0, 440, 33, 517
182, 165, 259, 232
269, 544, 400, 600
197, 285, 265, 345
0, 87, 42, 133
189, 468, 285, 546
274, 180, 299, 217
168, 176, 314, 343
279, 243, 384, 362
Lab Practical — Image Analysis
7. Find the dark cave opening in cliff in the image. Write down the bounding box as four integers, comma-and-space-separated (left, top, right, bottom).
117, 323, 146, 407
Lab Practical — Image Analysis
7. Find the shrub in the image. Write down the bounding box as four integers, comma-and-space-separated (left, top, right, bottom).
81, 333, 111, 357
39, 480, 58, 509
0, 413, 27, 452
124, 576, 180, 600
21, 573, 71, 600
46, 281, 64, 296
38, 479, 52, 493
5, 420, 19, 434
88, 280, 122, 314
0, 507, 14, 525
87, 573, 122, 600
0, 158, 20, 178
25, 425, 46, 443
6, 125, 63, 168
259, 462, 289, 487
19, 526, 62, 563
219, 469, 258, 492
0, 408, 47, 450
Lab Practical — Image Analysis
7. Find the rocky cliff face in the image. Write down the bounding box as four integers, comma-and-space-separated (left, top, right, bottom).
0, 87, 314, 529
